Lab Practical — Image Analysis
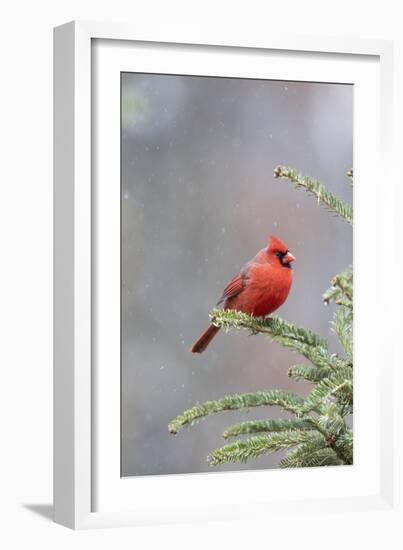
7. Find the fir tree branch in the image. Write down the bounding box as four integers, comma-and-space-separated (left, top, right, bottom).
312, 403, 346, 436
288, 364, 332, 383
279, 437, 325, 467
280, 446, 342, 468
208, 430, 322, 466
332, 307, 353, 360
323, 267, 353, 307
333, 272, 353, 301
168, 390, 305, 434
273, 166, 353, 224
333, 429, 353, 464
339, 401, 354, 417
223, 418, 313, 439
210, 309, 343, 371
211, 309, 326, 347
302, 367, 353, 414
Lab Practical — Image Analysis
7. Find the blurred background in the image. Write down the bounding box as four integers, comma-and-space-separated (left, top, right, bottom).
121, 73, 353, 476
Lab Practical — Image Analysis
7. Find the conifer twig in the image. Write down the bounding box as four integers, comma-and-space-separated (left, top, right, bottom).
222, 418, 313, 439
210, 309, 345, 371
274, 166, 353, 224
288, 364, 332, 383
168, 390, 305, 434
280, 445, 342, 468
302, 367, 353, 414
333, 307, 353, 359
323, 267, 353, 307
208, 431, 323, 466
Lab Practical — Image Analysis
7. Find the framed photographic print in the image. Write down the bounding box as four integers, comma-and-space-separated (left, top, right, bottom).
54, 21, 398, 531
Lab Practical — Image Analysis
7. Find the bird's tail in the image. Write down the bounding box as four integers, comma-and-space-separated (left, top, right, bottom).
191, 325, 220, 353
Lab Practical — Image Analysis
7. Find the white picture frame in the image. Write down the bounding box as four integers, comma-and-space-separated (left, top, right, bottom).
54, 20, 398, 530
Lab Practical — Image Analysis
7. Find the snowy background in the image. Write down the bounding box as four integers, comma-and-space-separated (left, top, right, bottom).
121, 73, 353, 476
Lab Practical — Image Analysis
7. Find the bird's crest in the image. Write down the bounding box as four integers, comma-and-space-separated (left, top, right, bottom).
268, 234, 289, 254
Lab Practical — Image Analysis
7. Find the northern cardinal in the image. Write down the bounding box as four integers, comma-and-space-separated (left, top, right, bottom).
191, 235, 295, 353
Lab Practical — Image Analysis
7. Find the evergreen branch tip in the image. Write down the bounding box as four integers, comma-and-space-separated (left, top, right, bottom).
273, 166, 353, 224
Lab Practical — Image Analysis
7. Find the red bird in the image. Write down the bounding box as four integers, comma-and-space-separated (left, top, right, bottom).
191, 235, 295, 353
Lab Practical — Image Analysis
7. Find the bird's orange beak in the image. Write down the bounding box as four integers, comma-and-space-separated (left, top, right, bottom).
284, 252, 295, 264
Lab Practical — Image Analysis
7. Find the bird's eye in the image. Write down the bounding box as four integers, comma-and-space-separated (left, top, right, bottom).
275, 250, 293, 269
275, 251, 286, 259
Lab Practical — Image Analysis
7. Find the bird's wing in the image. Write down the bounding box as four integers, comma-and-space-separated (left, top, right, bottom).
216, 271, 247, 306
